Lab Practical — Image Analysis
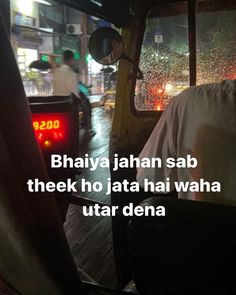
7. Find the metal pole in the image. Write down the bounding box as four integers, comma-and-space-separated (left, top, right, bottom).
188, 0, 197, 86
82, 12, 88, 84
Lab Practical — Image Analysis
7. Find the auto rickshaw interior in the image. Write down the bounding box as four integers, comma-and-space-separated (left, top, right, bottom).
0, 0, 236, 294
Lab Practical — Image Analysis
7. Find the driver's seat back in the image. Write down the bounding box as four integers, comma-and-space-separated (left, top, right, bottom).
128, 197, 236, 295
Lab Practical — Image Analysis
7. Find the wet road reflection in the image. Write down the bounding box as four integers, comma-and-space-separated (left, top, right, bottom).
64, 108, 117, 288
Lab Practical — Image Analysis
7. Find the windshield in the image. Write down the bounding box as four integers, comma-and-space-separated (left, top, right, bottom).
135, 2, 189, 112
135, 0, 236, 112
196, 0, 236, 84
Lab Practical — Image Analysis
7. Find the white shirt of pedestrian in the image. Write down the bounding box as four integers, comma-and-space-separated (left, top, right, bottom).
52, 64, 78, 97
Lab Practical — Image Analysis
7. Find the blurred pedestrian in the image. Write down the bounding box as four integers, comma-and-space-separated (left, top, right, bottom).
52, 50, 78, 97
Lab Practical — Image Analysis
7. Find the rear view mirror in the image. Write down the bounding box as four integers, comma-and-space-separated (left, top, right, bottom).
89, 27, 124, 65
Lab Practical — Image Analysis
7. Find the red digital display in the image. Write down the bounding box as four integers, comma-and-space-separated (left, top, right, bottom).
33, 120, 60, 131
32, 113, 70, 149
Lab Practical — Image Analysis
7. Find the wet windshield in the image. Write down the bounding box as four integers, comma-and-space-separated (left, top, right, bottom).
196, 0, 236, 84
135, 2, 189, 111
135, 0, 236, 112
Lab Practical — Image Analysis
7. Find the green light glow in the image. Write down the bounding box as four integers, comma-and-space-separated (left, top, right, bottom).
41, 55, 48, 62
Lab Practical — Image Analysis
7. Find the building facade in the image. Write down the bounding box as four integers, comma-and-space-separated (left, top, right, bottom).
1, 0, 110, 96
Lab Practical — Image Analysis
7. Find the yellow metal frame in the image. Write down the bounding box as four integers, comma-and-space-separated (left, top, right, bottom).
111, 4, 162, 151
